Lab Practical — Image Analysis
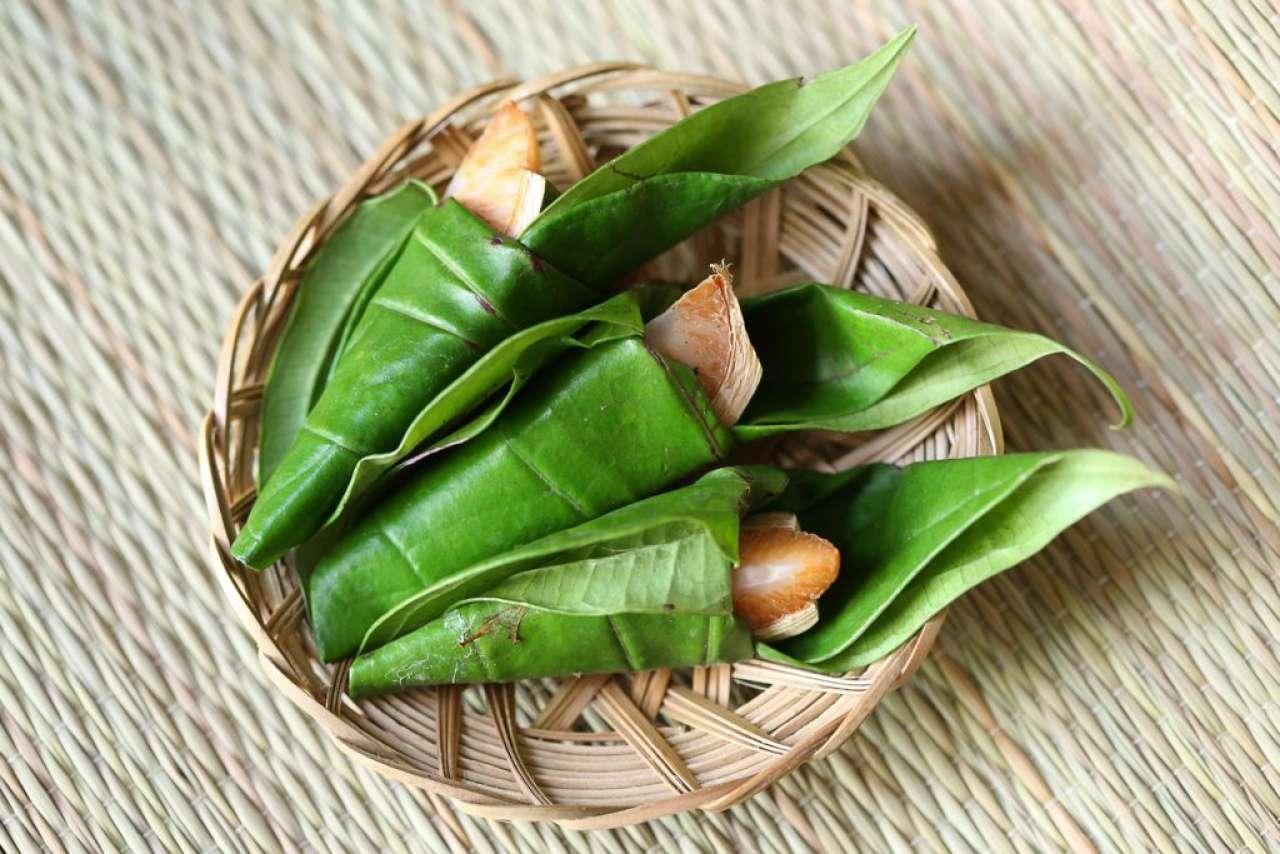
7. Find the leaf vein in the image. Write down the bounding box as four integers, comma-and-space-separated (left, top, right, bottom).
370, 296, 481, 349
500, 431, 593, 519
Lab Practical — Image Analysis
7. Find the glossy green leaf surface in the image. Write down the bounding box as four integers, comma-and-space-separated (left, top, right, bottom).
349, 470, 766, 694
736, 284, 1132, 439
349, 606, 750, 695
327, 290, 643, 526
474, 535, 728, 615
541, 28, 915, 215
361, 466, 786, 651
524, 30, 914, 283
308, 335, 734, 661
257, 181, 436, 483
284, 295, 646, 609
758, 451, 1173, 670
522, 173, 775, 286
233, 200, 598, 568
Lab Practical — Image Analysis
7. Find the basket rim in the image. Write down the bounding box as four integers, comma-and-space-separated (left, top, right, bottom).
199, 62, 1003, 829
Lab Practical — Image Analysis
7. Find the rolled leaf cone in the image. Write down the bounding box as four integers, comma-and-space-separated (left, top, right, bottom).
308, 335, 733, 660
349, 607, 750, 694
257, 180, 437, 485
312, 267, 759, 661
737, 284, 1132, 436
757, 451, 1174, 671
233, 201, 596, 568
347, 466, 771, 694
358, 466, 788, 656
234, 34, 916, 569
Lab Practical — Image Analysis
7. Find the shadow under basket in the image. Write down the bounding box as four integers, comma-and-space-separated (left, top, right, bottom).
200, 63, 1002, 830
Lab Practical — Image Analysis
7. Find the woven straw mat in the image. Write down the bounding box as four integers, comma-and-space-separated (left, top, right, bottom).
2, 2, 1277, 852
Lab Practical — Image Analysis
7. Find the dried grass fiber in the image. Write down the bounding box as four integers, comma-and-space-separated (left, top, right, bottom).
1, 1, 1276, 851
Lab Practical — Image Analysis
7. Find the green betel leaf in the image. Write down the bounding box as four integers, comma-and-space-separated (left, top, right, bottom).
348, 492, 757, 694
820, 451, 1176, 670
472, 533, 728, 615
327, 290, 643, 526
522, 173, 775, 286
758, 452, 1173, 670
233, 200, 600, 569
360, 467, 786, 651
286, 294, 644, 600
349, 607, 751, 695
307, 335, 734, 661
765, 455, 1054, 664
735, 284, 1132, 440
523, 30, 914, 284
258, 181, 436, 483
540, 28, 915, 215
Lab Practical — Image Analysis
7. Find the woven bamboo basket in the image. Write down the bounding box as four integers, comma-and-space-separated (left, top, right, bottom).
199, 63, 1002, 830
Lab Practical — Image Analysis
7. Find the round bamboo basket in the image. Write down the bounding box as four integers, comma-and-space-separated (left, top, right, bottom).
200, 64, 1002, 830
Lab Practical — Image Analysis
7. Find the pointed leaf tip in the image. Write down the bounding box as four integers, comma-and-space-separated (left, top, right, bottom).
539, 29, 918, 219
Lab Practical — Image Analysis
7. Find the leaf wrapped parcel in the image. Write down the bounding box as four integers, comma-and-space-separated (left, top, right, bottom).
309, 286, 1134, 659
735, 284, 1132, 437
308, 335, 733, 660
234, 32, 916, 568
258, 181, 437, 483
535, 28, 916, 235
757, 451, 1175, 671
347, 468, 784, 695
235, 201, 598, 568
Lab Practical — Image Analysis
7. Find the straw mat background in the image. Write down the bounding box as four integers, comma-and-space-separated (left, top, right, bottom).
1, 1, 1277, 851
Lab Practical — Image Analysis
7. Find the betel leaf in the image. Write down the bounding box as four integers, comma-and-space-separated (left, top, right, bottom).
329, 236, 403, 370
822, 451, 1176, 669
348, 449, 1170, 692
735, 284, 1132, 439
233, 200, 599, 569
764, 456, 1053, 664
349, 606, 750, 695
462, 533, 729, 615
311, 277, 1137, 661
325, 290, 643, 527
360, 466, 786, 651
540, 27, 915, 215
522, 173, 774, 286
258, 180, 436, 483
524, 29, 915, 284
307, 335, 734, 661
757, 451, 1173, 670
347, 482, 757, 694
288, 292, 643, 597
